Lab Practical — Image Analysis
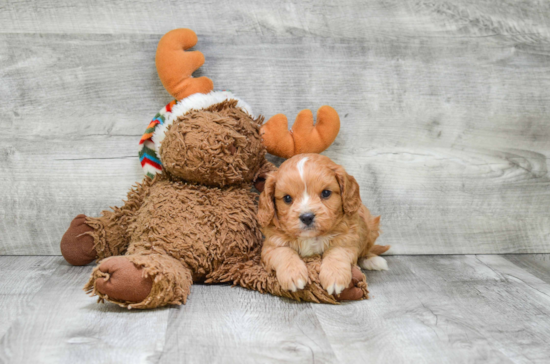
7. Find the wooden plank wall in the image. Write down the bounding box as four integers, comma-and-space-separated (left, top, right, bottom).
1, 0, 549, 255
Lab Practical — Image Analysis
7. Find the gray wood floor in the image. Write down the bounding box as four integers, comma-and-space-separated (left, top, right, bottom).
1, 255, 550, 364
2, 0, 550, 256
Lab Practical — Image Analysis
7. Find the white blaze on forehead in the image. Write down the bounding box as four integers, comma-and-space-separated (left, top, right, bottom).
296, 157, 311, 212
297, 157, 309, 180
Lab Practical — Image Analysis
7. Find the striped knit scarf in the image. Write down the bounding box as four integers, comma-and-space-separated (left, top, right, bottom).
138, 100, 177, 178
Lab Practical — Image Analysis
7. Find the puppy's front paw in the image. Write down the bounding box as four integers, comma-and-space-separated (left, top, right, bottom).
320, 263, 352, 295
276, 261, 309, 292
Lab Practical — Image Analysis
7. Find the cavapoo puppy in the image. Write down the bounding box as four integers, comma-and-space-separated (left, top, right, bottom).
258, 154, 389, 295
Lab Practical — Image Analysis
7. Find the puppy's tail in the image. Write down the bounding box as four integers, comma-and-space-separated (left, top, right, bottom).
359, 245, 391, 271
370, 244, 390, 256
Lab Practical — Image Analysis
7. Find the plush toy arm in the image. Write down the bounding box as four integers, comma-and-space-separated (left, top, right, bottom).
156, 28, 214, 100
260, 106, 340, 159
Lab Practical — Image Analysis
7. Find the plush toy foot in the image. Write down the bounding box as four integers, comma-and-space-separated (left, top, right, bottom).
60, 214, 97, 266
335, 266, 366, 301
85, 254, 192, 309
94, 256, 153, 303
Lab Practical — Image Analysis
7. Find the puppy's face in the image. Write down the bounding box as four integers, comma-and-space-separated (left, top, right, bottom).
258, 154, 362, 238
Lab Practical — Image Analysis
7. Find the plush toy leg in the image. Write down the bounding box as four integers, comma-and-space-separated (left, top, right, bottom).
84, 211, 131, 261
207, 255, 368, 304
84, 254, 193, 309
61, 177, 154, 266
60, 211, 129, 266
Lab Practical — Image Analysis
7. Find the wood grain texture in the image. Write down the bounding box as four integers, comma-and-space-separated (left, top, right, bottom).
504, 254, 550, 284
1, 255, 550, 363
1, 0, 550, 254
1, 0, 549, 40
314, 255, 550, 363
0, 257, 171, 364
158, 285, 338, 364
0, 256, 58, 338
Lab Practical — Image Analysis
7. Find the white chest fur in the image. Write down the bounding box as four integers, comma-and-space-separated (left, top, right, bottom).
297, 235, 335, 257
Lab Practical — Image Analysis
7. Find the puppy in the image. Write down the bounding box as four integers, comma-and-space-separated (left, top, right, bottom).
258, 154, 389, 295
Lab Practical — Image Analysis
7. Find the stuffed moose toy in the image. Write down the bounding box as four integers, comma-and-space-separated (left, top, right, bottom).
60, 29, 369, 309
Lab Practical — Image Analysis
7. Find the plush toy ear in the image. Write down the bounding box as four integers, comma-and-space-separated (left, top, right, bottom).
156, 28, 214, 100
253, 159, 277, 193
333, 165, 362, 216
257, 172, 279, 228
260, 106, 340, 159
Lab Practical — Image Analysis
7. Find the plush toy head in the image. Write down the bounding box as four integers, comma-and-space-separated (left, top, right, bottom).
159, 100, 265, 187
139, 28, 342, 184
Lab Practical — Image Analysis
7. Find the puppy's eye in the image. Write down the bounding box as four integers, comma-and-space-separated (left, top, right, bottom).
283, 195, 293, 204
321, 190, 332, 199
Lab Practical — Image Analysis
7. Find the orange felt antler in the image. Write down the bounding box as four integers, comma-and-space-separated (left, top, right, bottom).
155, 28, 214, 100
261, 106, 340, 159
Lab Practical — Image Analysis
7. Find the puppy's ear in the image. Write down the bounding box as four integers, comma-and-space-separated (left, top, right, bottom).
257, 171, 279, 228
333, 165, 362, 215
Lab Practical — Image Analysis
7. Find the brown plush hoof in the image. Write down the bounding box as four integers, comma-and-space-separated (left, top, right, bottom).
96, 257, 153, 303
335, 266, 364, 301
60, 214, 97, 266
253, 177, 266, 193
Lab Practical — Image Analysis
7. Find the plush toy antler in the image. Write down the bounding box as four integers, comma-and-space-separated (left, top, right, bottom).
156, 28, 214, 99
156, 28, 340, 159
261, 106, 340, 159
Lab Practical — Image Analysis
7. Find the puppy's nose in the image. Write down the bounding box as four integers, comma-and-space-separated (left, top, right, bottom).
299, 212, 315, 226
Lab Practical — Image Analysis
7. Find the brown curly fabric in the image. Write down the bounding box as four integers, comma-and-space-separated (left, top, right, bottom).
85, 177, 155, 260
125, 174, 262, 276
160, 100, 265, 187
81, 100, 369, 309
